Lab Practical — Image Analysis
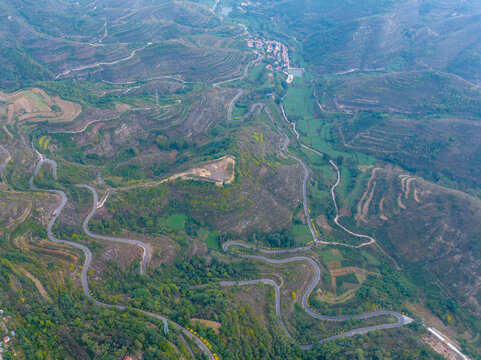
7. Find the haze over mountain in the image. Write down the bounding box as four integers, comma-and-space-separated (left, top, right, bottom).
0, 1, 480, 359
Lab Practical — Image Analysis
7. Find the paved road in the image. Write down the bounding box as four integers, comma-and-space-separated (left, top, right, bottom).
222, 240, 315, 254
227, 89, 262, 122
227, 95, 405, 260
29, 157, 214, 360
227, 95, 373, 248
78, 184, 150, 275
222, 241, 412, 349
223, 95, 413, 347
227, 98, 321, 244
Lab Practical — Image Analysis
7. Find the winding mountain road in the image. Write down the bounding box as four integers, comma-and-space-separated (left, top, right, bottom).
79, 184, 150, 275
223, 93, 413, 347
227, 95, 387, 249
222, 241, 412, 348
29, 153, 214, 360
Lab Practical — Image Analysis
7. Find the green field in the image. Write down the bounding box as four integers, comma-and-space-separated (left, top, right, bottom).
320, 249, 343, 262
204, 231, 220, 250
297, 117, 375, 165
158, 213, 187, 231
290, 224, 313, 244
230, 104, 248, 119
24, 90, 48, 108
282, 79, 315, 119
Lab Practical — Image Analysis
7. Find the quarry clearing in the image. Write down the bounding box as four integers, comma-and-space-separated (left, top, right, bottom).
0, 88, 81, 125
167, 155, 235, 186
117, 155, 236, 192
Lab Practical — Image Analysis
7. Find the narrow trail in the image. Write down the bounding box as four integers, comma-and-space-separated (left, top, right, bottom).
55, 44, 149, 80
329, 160, 375, 247
329, 160, 401, 269
28, 150, 214, 360
47, 100, 180, 135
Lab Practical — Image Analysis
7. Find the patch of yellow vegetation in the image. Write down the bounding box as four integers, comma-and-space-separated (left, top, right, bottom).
43, 137, 50, 150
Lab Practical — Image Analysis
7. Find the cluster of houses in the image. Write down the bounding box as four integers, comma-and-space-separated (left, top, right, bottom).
246, 38, 290, 70
0, 310, 16, 356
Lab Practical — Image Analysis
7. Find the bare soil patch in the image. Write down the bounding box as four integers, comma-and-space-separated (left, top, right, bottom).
326, 261, 341, 270
339, 206, 351, 217
414, 188, 421, 203
17, 266, 51, 302
97, 242, 142, 270
397, 193, 406, 210
316, 215, 332, 233
190, 318, 222, 334
405, 177, 415, 198
379, 197, 388, 220
167, 155, 236, 186
423, 334, 461, 360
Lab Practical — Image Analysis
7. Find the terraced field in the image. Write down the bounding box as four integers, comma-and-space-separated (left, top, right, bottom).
0, 88, 81, 125
0, 0, 252, 87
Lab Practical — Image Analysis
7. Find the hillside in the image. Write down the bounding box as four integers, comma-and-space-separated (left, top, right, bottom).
1, 0, 480, 360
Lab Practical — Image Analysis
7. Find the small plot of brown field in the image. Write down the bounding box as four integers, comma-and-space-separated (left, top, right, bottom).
326, 261, 342, 270
0, 88, 81, 125
318, 267, 378, 304
356, 168, 380, 224
167, 155, 236, 186
15, 235, 79, 262
316, 215, 332, 233
190, 318, 222, 334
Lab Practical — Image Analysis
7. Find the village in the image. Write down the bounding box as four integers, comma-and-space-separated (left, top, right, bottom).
246, 37, 289, 69
0, 310, 16, 360
246, 36, 303, 84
